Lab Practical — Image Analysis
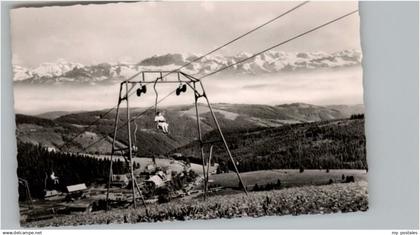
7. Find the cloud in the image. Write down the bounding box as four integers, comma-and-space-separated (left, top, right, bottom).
242, 84, 269, 89
10, 1, 360, 68
12, 53, 23, 65
13, 66, 363, 114
200, 1, 215, 12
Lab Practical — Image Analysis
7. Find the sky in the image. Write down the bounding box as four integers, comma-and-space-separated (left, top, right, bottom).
10, 1, 360, 68
10, 1, 363, 114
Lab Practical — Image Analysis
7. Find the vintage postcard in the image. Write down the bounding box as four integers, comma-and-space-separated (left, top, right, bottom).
11, 1, 367, 227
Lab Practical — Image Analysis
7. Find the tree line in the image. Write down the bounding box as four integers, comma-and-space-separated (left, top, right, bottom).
17, 143, 125, 199
173, 118, 367, 173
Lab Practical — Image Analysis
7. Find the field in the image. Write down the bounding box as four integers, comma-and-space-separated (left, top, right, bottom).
209, 169, 367, 189
23, 181, 368, 227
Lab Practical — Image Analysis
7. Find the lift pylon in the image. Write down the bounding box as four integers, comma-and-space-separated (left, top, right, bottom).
105, 71, 247, 210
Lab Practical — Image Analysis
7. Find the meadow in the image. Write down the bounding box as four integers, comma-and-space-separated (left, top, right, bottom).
209, 169, 367, 189
24, 181, 368, 227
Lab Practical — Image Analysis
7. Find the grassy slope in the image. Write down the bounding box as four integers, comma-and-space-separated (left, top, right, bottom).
15, 114, 79, 149
24, 181, 368, 227
210, 169, 367, 189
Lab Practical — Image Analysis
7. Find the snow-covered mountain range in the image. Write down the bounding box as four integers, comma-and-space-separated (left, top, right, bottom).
13, 49, 361, 85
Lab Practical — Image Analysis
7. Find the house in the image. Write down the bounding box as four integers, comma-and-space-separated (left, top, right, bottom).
66, 183, 88, 200
145, 164, 156, 174
170, 153, 183, 159
62, 201, 92, 213
107, 192, 126, 201
156, 171, 167, 180
44, 190, 64, 201
146, 175, 165, 188
209, 163, 220, 174
111, 174, 129, 187
145, 171, 168, 189
67, 183, 87, 193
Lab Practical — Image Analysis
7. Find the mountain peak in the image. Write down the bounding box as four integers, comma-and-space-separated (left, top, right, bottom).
13, 49, 362, 85
139, 53, 187, 67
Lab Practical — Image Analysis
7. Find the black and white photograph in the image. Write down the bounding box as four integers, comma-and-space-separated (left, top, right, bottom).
10, 1, 368, 227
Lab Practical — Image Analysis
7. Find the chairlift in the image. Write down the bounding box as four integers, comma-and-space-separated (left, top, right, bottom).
106, 71, 247, 210
149, 77, 175, 134
176, 83, 187, 96
136, 84, 147, 97
50, 171, 60, 184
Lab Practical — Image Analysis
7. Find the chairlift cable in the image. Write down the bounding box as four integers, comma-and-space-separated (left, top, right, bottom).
57, 72, 142, 151
79, 87, 179, 152
198, 9, 359, 80
57, 2, 307, 151
157, 1, 310, 80
69, 7, 358, 153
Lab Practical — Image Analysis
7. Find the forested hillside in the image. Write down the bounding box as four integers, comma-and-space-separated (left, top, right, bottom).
16, 143, 127, 199
16, 115, 366, 199
172, 117, 366, 172
15, 103, 363, 156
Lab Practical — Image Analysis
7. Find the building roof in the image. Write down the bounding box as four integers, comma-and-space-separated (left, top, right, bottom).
112, 174, 128, 182
146, 164, 156, 170
45, 190, 61, 197
66, 183, 87, 193
171, 153, 183, 158
146, 175, 165, 187
156, 171, 166, 179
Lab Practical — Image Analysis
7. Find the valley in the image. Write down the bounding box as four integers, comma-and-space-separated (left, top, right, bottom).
15, 102, 366, 226
16, 102, 363, 156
